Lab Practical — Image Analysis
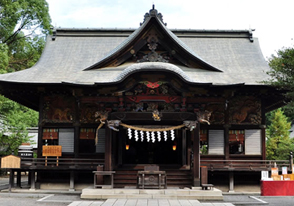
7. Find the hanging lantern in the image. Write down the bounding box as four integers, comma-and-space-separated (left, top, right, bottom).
172, 145, 177, 151
126, 144, 130, 150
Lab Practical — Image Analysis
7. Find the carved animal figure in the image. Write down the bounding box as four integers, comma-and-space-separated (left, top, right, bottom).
107, 120, 121, 131
52, 108, 71, 121
232, 100, 257, 123
95, 111, 109, 123
197, 110, 212, 125
152, 110, 162, 121
183, 121, 197, 131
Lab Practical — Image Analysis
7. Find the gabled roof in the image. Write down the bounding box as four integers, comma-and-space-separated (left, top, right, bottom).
0, 6, 270, 86
85, 6, 222, 72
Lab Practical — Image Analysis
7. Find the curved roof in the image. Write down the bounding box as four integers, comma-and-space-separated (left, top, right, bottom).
0, 7, 270, 86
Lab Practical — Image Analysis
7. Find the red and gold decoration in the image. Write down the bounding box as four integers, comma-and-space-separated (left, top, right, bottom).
43, 129, 58, 139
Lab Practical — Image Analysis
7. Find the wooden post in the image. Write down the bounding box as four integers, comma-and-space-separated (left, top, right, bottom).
193, 122, 200, 186
224, 125, 230, 160
17, 171, 21, 188
69, 171, 75, 191
105, 124, 112, 171
30, 170, 36, 190
182, 129, 187, 166
229, 171, 234, 192
8, 169, 14, 192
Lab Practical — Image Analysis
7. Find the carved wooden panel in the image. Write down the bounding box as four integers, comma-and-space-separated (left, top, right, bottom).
229, 96, 261, 124
42, 95, 75, 123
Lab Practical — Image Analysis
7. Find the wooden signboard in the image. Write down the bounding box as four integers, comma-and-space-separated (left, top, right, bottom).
1, 155, 21, 168
42, 145, 62, 157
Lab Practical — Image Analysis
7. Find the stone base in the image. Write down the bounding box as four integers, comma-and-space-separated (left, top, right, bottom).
81, 188, 223, 201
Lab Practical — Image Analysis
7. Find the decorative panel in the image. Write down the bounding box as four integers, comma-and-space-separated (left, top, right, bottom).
43, 129, 58, 139
80, 128, 95, 139
208, 130, 224, 155
229, 96, 261, 124
42, 95, 75, 123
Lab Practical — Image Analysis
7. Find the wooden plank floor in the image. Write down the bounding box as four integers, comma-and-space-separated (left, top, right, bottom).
68, 199, 235, 206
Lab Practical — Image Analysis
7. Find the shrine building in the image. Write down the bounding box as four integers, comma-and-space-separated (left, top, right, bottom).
0, 6, 284, 191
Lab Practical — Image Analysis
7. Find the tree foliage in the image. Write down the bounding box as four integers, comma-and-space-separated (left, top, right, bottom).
266, 47, 294, 120
0, 96, 39, 155
0, 0, 51, 73
266, 109, 293, 160
0, 0, 51, 155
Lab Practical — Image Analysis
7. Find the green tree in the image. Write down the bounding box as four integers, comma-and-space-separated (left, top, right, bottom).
266, 108, 293, 160
0, 0, 51, 155
0, 0, 51, 73
266, 47, 294, 120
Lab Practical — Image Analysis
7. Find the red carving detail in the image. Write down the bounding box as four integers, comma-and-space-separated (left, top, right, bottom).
146, 81, 160, 89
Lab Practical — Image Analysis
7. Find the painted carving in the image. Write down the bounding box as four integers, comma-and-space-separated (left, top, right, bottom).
205, 104, 225, 124
80, 106, 97, 123
42, 95, 74, 123
152, 109, 162, 121
196, 110, 212, 125
95, 110, 109, 123
229, 96, 261, 124
107, 120, 121, 131
183, 121, 197, 131
52, 108, 71, 121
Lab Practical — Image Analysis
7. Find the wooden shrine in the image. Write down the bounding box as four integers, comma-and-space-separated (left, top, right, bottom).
0, 5, 285, 190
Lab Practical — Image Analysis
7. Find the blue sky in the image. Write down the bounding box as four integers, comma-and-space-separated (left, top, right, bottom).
46, 0, 294, 59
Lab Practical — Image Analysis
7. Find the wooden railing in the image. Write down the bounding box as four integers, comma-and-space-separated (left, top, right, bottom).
201, 160, 291, 171
20, 157, 104, 169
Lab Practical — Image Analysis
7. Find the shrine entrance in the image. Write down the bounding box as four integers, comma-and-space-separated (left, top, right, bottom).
124, 135, 181, 164
118, 125, 186, 165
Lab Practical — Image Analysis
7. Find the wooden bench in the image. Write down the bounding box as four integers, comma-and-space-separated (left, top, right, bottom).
93, 171, 115, 188
201, 183, 214, 190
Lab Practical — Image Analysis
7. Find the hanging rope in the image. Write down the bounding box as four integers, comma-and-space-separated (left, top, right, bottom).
120, 123, 185, 132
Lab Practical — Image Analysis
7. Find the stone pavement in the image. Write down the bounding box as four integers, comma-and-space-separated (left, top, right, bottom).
68, 199, 234, 206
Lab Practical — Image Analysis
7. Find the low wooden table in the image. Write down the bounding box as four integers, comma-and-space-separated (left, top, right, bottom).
93, 171, 115, 188
201, 184, 214, 190
137, 170, 167, 189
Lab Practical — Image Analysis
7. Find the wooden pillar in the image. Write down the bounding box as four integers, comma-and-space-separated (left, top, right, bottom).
193, 122, 200, 186
229, 171, 234, 192
182, 129, 187, 166
224, 125, 230, 160
17, 171, 21, 188
261, 126, 266, 159
69, 171, 75, 191
30, 171, 36, 190
9, 169, 14, 192
37, 94, 44, 158
104, 125, 112, 171
118, 131, 123, 166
